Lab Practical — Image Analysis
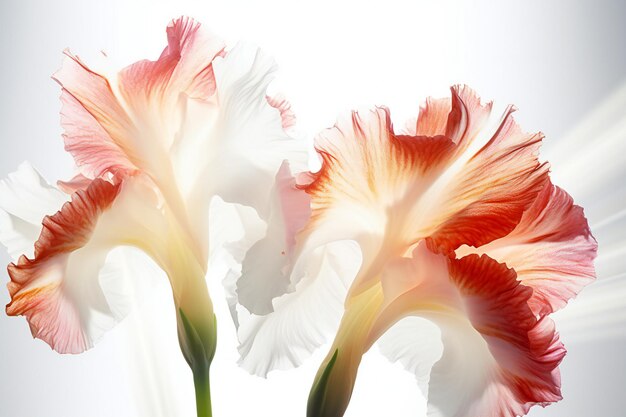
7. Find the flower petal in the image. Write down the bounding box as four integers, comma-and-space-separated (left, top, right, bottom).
267, 94, 297, 130
204, 44, 310, 316
209, 42, 308, 217
208, 197, 266, 327
236, 240, 361, 377
53, 17, 225, 178
5, 175, 165, 353
0, 162, 68, 260
206, 45, 310, 314
372, 245, 564, 417
408, 86, 492, 155
376, 316, 443, 400
304, 107, 454, 260
57, 172, 93, 194
406, 97, 451, 137
53, 17, 232, 269
457, 182, 597, 315
55, 58, 139, 178
118, 16, 224, 105
421, 105, 549, 253
236, 161, 311, 315
303, 93, 546, 294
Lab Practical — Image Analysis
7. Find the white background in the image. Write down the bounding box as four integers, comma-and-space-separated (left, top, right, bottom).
1, 1, 625, 416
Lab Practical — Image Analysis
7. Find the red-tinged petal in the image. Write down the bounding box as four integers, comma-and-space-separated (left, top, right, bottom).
408, 97, 451, 136
306, 243, 564, 417
57, 172, 94, 194
301, 94, 546, 294
444, 85, 493, 152
117, 16, 225, 114
267, 94, 296, 129
457, 182, 597, 315
56, 62, 139, 178
5, 176, 166, 353
419, 104, 549, 253
372, 246, 564, 417
53, 17, 225, 178
6, 178, 121, 353
437, 254, 564, 417
303, 107, 454, 262
410, 86, 493, 156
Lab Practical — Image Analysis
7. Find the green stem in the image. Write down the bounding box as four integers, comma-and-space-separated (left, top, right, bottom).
307, 349, 339, 417
178, 309, 217, 417
193, 365, 213, 417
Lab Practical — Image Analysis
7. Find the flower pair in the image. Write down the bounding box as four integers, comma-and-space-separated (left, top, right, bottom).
0, 17, 596, 417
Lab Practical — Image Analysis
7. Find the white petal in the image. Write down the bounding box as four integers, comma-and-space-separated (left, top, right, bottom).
0, 162, 68, 260
208, 196, 265, 326
236, 162, 311, 315
237, 240, 361, 377
98, 245, 161, 323
424, 313, 498, 417
377, 316, 443, 399
210, 42, 308, 218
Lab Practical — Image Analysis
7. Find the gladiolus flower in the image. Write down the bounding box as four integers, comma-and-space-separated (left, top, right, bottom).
0, 17, 305, 417
233, 86, 597, 416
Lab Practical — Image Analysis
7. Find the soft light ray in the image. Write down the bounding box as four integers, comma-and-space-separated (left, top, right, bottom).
545, 80, 626, 343
544, 80, 626, 206
553, 273, 626, 343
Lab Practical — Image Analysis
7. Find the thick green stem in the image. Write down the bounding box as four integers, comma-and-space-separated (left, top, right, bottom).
193, 363, 213, 417
307, 349, 340, 417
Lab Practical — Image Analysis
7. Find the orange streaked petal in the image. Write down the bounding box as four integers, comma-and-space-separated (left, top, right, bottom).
436, 254, 564, 417
303, 107, 454, 259
5, 175, 166, 353
409, 86, 493, 156
457, 182, 597, 315
408, 96, 451, 136
307, 243, 564, 417
6, 178, 121, 353
301, 92, 546, 294
422, 105, 549, 253
373, 245, 564, 417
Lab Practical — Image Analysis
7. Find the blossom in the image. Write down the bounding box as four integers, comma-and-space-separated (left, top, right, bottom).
0, 17, 305, 417
233, 86, 597, 416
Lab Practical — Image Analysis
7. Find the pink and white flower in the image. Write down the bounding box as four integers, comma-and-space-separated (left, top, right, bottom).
233, 86, 597, 416
0, 17, 305, 417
